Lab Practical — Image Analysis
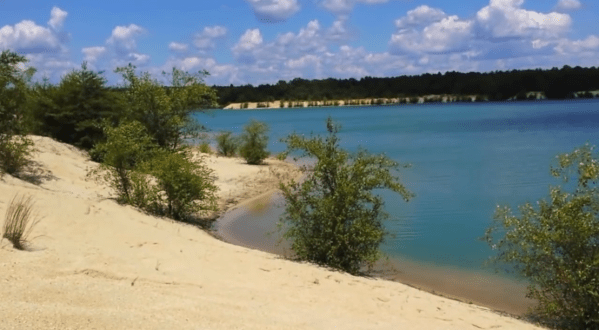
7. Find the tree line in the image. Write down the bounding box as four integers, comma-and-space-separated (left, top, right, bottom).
214, 65, 599, 106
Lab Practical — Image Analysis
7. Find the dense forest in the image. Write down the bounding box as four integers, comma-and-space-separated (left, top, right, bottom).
213, 65, 599, 106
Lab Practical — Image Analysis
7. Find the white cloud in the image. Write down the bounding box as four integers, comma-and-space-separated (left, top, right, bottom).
168, 42, 188, 52
319, 0, 391, 15
82, 46, 107, 62
476, 0, 571, 40
106, 24, 146, 54
193, 26, 227, 51
48, 7, 68, 30
395, 5, 447, 29
233, 29, 264, 52
0, 20, 62, 53
245, 0, 300, 21
391, 15, 474, 54
555, 35, 599, 54
555, 0, 582, 12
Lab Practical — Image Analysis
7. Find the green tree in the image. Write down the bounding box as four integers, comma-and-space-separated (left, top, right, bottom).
483, 144, 599, 329
29, 62, 123, 150
277, 117, 413, 275
239, 119, 269, 165
0, 50, 35, 175
115, 64, 217, 150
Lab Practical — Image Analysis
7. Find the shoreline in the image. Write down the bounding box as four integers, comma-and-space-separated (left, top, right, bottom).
214, 192, 536, 318
220, 92, 599, 110
0, 136, 545, 329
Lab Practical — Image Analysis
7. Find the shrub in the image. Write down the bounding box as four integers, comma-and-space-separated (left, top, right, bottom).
239, 119, 270, 165
198, 142, 213, 154
0, 50, 35, 176
89, 121, 157, 203
216, 131, 238, 157
483, 144, 599, 329
0, 136, 33, 176
146, 149, 218, 220
276, 117, 413, 275
2, 194, 41, 250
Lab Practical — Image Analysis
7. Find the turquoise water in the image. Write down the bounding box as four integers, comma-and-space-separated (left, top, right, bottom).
194, 100, 599, 275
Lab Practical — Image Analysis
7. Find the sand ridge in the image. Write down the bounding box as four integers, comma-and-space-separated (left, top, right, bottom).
0, 136, 545, 329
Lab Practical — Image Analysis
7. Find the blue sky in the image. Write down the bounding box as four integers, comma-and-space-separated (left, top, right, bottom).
1, 0, 598, 86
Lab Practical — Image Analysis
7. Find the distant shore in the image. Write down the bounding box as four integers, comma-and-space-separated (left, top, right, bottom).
222, 91, 599, 110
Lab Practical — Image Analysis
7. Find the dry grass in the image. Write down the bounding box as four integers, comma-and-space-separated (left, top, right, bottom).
2, 194, 41, 250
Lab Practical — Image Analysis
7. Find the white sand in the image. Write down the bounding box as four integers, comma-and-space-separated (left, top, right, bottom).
0, 136, 545, 329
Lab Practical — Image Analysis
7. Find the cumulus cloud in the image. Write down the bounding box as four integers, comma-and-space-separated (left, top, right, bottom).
390, 0, 573, 61
554, 0, 582, 12
476, 0, 571, 40
391, 15, 474, 54
48, 7, 68, 30
106, 24, 146, 54
395, 5, 447, 29
555, 35, 599, 54
0, 6, 71, 54
319, 0, 390, 15
233, 29, 264, 52
193, 26, 227, 51
168, 42, 188, 53
245, 0, 300, 22
0, 20, 62, 53
82, 46, 107, 62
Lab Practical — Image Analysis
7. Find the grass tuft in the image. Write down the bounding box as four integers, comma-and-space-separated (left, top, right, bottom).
2, 194, 41, 250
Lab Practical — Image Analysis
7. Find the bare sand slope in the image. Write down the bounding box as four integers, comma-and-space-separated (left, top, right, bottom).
0, 136, 544, 330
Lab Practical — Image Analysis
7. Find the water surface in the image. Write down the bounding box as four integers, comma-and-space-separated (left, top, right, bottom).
194, 100, 599, 314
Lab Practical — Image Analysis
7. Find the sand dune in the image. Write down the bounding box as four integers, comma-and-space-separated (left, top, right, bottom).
0, 136, 544, 329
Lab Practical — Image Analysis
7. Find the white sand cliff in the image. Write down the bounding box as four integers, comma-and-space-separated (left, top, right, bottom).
0, 136, 545, 329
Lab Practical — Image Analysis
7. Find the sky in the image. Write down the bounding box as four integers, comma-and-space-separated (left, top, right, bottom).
1, 0, 599, 86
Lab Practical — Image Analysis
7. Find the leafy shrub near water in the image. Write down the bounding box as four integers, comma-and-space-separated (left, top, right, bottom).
144, 149, 218, 220
239, 119, 270, 165
90, 119, 218, 221
215, 131, 238, 157
483, 144, 599, 329
276, 117, 413, 275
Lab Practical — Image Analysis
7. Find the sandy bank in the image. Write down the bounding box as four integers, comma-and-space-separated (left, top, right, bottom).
0, 136, 545, 329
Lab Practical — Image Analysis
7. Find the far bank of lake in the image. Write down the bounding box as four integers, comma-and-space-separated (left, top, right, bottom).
195, 99, 599, 315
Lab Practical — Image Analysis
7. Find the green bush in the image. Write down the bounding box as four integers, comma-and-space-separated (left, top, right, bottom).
483, 144, 599, 329
89, 121, 158, 203
2, 194, 41, 250
0, 50, 34, 176
215, 131, 238, 157
198, 142, 213, 154
239, 119, 269, 165
146, 149, 217, 220
276, 117, 413, 275
0, 136, 33, 176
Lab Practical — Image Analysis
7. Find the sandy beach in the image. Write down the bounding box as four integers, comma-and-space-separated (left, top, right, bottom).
0, 136, 545, 329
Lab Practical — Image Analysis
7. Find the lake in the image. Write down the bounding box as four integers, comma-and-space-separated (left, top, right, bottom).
192, 99, 599, 314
